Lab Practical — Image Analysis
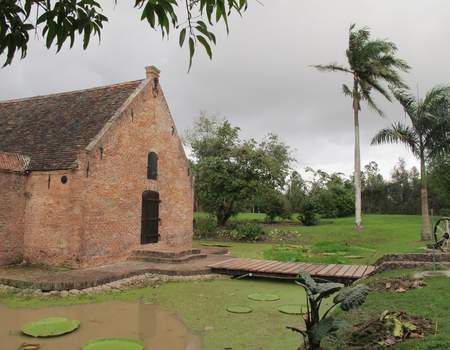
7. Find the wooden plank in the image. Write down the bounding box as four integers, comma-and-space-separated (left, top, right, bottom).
303, 263, 320, 273
327, 264, 344, 276
364, 266, 377, 276
334, 265, 352, 277
257, 261, 287, 273
294, 263, 314, 275
282, 262, 307, 275
244, 260, 273, 271
264, 261, 293, 273
218, 259, 250, 270
277, 262, 300, 273
342, 265, 359, 278
316, 264, 336, 276
309, 264, 328, 275
206, 259, 236, 268
211, 258, 242, 269
352, 265, 368, 279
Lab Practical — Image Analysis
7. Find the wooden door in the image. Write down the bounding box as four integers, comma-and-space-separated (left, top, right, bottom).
141, 190, 161, 244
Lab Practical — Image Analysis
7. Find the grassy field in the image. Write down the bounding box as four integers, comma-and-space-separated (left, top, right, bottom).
194, 213, 431, 265
192, 214, 450, 349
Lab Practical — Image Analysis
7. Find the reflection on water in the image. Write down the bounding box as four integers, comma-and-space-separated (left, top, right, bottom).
0, 299, 203, 350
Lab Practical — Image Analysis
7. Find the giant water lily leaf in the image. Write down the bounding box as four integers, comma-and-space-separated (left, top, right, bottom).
227, 306, 253, 313
21, 317, 80, 337
82, 338, 145, 350
248, 293, 280, 301
278, 304, 306, 315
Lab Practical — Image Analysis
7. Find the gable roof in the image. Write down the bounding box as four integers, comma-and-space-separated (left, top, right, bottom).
0, 80, 143, 171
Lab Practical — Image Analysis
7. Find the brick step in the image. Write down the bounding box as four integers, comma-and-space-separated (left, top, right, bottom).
127, 253, 207, 264
130, 248, 201, 259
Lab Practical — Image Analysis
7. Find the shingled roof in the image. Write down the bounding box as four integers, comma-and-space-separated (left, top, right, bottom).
0, 80, 143, 171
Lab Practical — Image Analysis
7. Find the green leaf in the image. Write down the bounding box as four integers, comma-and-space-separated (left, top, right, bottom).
188, 36, 195, 71
248, 293, 280, 301
286, 325, 307, 337
21, 317, 80, 337
179, 27, 186, 47
330, 320, 351, 332
298, 269, 317, 292
226, 306, 253, 313
315, 282, 344, 300
197, 35, 212, 59
311, 316, 334, 344
335, 285, 370, 311
82, 337, 145, 350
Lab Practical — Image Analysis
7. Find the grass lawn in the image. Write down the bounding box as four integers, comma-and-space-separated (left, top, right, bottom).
192, 213, 449, 349
195, 214, 431, 265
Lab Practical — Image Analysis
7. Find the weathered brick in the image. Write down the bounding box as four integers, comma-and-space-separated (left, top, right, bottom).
0, 66, 194, 268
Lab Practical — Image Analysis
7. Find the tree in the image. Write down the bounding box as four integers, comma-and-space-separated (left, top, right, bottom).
361, 161, 387, 214
371, 85, 450, 240
429, 154, 450, 214
183, 112, 296, 227
312, 23, 410, 230
386, 158, 420, 215
0, 0, 249, 69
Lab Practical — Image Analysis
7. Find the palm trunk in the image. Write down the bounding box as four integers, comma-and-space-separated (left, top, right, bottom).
420, 157, 431, 240
354, 98, 363, 230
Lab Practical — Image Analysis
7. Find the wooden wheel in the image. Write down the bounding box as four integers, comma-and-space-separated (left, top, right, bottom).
434, 217, 450, 252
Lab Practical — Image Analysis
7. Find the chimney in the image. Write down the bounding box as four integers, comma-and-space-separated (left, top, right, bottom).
145, 66, 161, 79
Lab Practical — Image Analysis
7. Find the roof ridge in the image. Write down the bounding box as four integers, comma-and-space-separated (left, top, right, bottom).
0, 79, 144, 104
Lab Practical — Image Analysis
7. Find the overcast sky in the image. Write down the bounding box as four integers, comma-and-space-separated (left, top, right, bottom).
2, 0, 450, 181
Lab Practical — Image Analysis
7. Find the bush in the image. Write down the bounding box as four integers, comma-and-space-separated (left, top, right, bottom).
193, 216, 217, 239
235, 222, 263, 241
298, 202, 320, 226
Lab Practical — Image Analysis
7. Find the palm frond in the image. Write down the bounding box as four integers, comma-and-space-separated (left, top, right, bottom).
391, 88, 418, 119
371, 122, 419, 157
342, 84, 353, 97
362, 90, 384, 116
311, 63, 351, 74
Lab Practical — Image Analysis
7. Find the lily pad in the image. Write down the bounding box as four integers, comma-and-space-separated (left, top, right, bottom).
82, 338, 145, 350
21, 317, 80, 338
278, 304, 306, 315
19, 345, 40, 350
248, 293, 280, 301
227, 306, 253, 314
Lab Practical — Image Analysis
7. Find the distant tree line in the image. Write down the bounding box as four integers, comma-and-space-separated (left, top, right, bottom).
183, 113, 450, 227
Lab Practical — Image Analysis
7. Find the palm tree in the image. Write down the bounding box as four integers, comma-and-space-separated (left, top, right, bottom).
312, 23, 410, 230
371, 85, 450, 240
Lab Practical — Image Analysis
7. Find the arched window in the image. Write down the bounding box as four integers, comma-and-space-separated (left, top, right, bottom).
147, 152, 158, 180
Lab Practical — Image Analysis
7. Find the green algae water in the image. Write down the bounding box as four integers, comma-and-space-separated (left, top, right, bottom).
1, 278, 317, 350
1, 299, 203, 349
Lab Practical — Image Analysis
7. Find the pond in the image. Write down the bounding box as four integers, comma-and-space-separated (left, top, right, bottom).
2, 299, 203, 350
1, 278, 317, 350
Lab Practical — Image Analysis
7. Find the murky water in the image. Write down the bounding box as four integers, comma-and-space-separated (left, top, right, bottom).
1, 299, 203, 350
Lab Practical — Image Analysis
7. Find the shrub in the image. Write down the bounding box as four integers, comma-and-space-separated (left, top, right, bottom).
193, 216, 217, 239
287, 269, 370, 350
298, 202, 320, 226
235, 222, 263, 241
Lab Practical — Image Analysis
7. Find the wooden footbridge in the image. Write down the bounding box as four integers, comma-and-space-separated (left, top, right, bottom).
206, 258, 377, 284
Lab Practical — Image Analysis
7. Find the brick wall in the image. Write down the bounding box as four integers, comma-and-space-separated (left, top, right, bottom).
0, 170, 27, 265
23, 170, 83, 267
21, 68, 194, 268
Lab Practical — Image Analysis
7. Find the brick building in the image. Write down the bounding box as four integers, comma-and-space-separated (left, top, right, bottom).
0, 66, 194, 268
